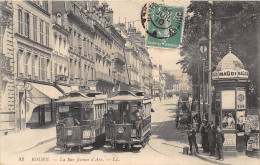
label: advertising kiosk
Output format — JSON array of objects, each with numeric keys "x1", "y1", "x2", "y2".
[{"x1": 212, "y1": 49, "x2": 250, "y2": 156}]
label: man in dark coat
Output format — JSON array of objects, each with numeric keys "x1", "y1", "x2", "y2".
[
  {"x1": 201, "y1": 121, "x2": 209, "y2": 153},
  {"x1": 187, "y1": 124, "x2": 199, "y2": 155},
  {"x1": 207, "y1": 121, "x2": 216, "y2": 156},
  {"x1": 216, "y1": 126, "x2": 225, "y2": 161}
]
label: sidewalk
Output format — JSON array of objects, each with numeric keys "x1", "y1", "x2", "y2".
[
  {"x1": 194, "y1": 146, "x2": 260, "y2": 165},
  {"x1": 0, "y1": 124, "x2": 56, "y2": 155}
]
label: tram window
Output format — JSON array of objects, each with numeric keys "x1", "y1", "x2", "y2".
[
  {"x1": 98, "y1": 104, "x2": 102, "y2": 119},
  {"x1": 108, "y1": 103, "x2": 118, "y2": 111},
  {"x1": 83, "y1": 107, "x2": 93, "y2": 121}
]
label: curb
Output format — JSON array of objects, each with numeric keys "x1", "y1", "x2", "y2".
[{"x1": 12, "y1": 136, "x2": 56, "y2": 154}]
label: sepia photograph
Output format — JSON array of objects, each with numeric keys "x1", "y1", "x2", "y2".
[{"x1": 0, "y1": 0, "x2": 260, "y2": 165}]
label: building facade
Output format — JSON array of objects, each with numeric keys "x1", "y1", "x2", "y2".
[
  {"x1": 0, "y1": 1, "x2": 15, "y2": 134},
  {"x1": 1, "y1": 1, "x2": 153, "y2": 133}
]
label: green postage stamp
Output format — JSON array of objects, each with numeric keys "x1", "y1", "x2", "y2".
[{"x1": 144, "y1": 3, "x2": 184, "y2": 49}]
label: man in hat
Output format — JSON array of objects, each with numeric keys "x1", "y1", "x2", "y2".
[
  {"x1": 58, "y1": 112, "x2": 80, "y2": 127},
  {"x1": 201, "y1": 119, "x2": 209, "y2": 153},
  {"x1": 216, "y1": 126, "x2": 225, "y2": 161},
  {"x1": 207, "y1": 121, "x2": 216, "y2": 156},
  {"x1": 187, "y1": 124, "x2": 199, "y2": 155}
]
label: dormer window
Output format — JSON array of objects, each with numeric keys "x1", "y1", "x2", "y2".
[{"x1": 57, "y1": 13, "x2": 62, "y2": 26}]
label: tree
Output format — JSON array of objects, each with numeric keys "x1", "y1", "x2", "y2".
[{"x1": 178, "y1": 1, "x2": 260, "y2": 107}]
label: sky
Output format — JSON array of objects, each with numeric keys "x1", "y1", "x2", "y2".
[{"x1": 104, "y1": 0, "x2": 190, "y2": 72}]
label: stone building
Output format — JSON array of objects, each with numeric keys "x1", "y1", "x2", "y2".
[
  {"x1": 51, "y1": 10, "x2": 71, "y2": 93},
  {"x1": 12, "y1": 0, "x2": 64, "y2": 129},
  {"x1": 109, "y1": 25, "x2": 127, "y2": 93},
  {"x1": 0, "y1": 1, "x2": 15, "y2": 134},
  {"x1": 114, "y1": 23, "x2": 153, "y2": 96},
  {"x1": 52, "y1": 1, "x2": 96, "y2": 92},
  {"x1": 91, "y1": 2, "x2": 114, "y2": 95}
]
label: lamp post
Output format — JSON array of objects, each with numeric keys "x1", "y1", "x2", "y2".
[{"x1": 199, "y1": 36, "x2": 208, "y2": 119}]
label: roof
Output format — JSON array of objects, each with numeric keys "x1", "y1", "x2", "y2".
[
  {"x1": 56, "y1": 91, "x2": 94, "y2": 103},
  {"x1": 216, "y1": 51, "x2": 245, "y2": 71},
  {"x1": 106, "y1": 91, "x2": 143, "y2": 101}
]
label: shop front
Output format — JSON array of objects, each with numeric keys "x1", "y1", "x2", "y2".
[{"x1": 25, "y1": 82, "x2": 63, "y2": 127}]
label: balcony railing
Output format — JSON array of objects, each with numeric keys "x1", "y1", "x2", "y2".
[
  {"x1": 96, "y1": 71, "x2": 113, "y2": 84},
  {"x1": 113, "y1": 52, "x2": 125, "y2": 63},
  {"x1": 131, "y1": 80, "x2": 141, "y2": 87}
]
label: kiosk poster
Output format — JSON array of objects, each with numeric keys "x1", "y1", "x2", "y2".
[
  {"x1": 223, "y1": 134, "x2": 236, "y2": 146},
  {"x1": 236, "y1": 88, "x2": 246, "y2": 109},
  {"x1": 221, "y1": 90, "x2": 235, "y2": 109},
  {"x1": 222, "y1": 111, "x2": 236, "y2": 130},
  {"x1": 245, "y1": 115, "x2": 259, "y2": 132},
  {"x1": 247, "y1": 133, "x2": 259, "y2": 150}
]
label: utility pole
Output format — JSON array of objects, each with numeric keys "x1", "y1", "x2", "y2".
[{"x1": 208, "y1": 0, "x2": 213, "y2": 122}]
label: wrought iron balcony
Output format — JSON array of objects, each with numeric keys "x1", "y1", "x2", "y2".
[
  {"x1": 113, "y1": 52, "x2": 125, "y2": 64},
  {"x1": 96, "y1": 71, "x2": 113, "y2": 84}
]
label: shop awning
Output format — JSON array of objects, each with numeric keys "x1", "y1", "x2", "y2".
[
  {"x1": 29, "y1": 83, "x2": 63, "y2": 99},
  {"x1": 58, "y1": 85, "x2": 72, "y2": 93}
]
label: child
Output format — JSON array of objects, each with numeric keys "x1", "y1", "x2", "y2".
[{"x1": 216, "y1": 126, "x2": 225, "y2": 161}]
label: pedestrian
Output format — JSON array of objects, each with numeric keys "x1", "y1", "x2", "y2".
[
  {"x1": 187, "y1": 124, "x2": 199, "y2": 155},
  {"x1": 201, "y1": 120, "x2": 209, "y2": 153},
  {"x1": 207, "y1": 121, "x2": 216, "y2": 156},
  {"x1": 216, "y1": 126, "x2": 225, "y2": 161}
]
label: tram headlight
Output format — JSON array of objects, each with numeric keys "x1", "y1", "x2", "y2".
[
  {"x1": 67, "y1": 130, "x2": 73, "y2": 136},
  {"x1": 118, "y1": 127, "x2": 124, "y2": 134}
]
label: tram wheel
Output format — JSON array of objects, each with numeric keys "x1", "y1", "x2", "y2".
[{"x1": 128, "y1": 144, "x2": 133, "y2": 150}]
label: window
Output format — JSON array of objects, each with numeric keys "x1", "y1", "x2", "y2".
[
  {"x1": 0, "y1": 26, "x2": 3, "y2": 53},
  {"x1": 70, "y1": 59, "x2": 74, "y2": 78},
  {"x1": 64, "y1": 67, "x2": 67, "y2": 76},
  {"x1": 59, "y1": 65, "x2": 62, "y2": 74},
  {"x1": 63, "y1": 39, "x2": 66, "y2": 50},
  {"x1": 18, "y1": 9, "x2": 23, "y2": 35},
  {"x1": 50, "y1": 61, "x2": 52, "y2": 82},
  {"x1": 78, "y1": 62, "x2": 81, "y2": 78},
  {"x1": 47, "y1": 59, "x2": 50, "y2": 80},
  {"x1": 40, "y1": 57, "x2": 46, "y2": 80},
  {"x1": 18, "y1": 50, "x2": 24, "y2": 75},
  {"x1": 38, "y1": 56, "x2": 41, "y2": 78},
  {"x1": 57, "y1": 13, "x2": 62, "y2": 25},
  {"x1": 42, "y1": 1, "x2": 48, "y2": 11},
  {"x1": 45, "y1": 23, "x2": 49, "y2": 46},
  {"x1": 24, "y1": 12, "x2": 30, "y2": 38},
  {"x1": 40, "y1": 20, "x2": 43, "y2": 44},
  {"x1": 84, "y1": 64, "x2": 87, "y2": 80},
  {"x1": 54, "y1": 63, "x2": 58, "y2": 76},
  {"x1": 33, "y1": 16, "x2": 37, "y2": 41},
  {"x1": 32, "y1": 55, "x2": 35, "y2": 78}
]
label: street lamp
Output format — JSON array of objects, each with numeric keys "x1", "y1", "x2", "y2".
[{"x1": 199, "y1": 36, "x2": 208, "y2": 120}]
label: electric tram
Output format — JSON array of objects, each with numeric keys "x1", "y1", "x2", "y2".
[
  {"x1": 55, "y1": 91, "x2": 107, "y2": 151},
  {"x1": 105, "y1": 91, "x2": 152, "y2": 150}
]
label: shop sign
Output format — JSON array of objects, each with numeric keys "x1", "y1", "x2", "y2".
[
  {"x1": 59, "y1": 106, "x2": 69, "y2": 112},
  {"x1": 223, "y1": 134, "x2": 236, "y2": 146},
  {"x1": 212, "y1": 69, "x2": 249, "y2": 80},
  {"x1": 236, "y1": 89, "x2": 246, "y2": 109}
]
